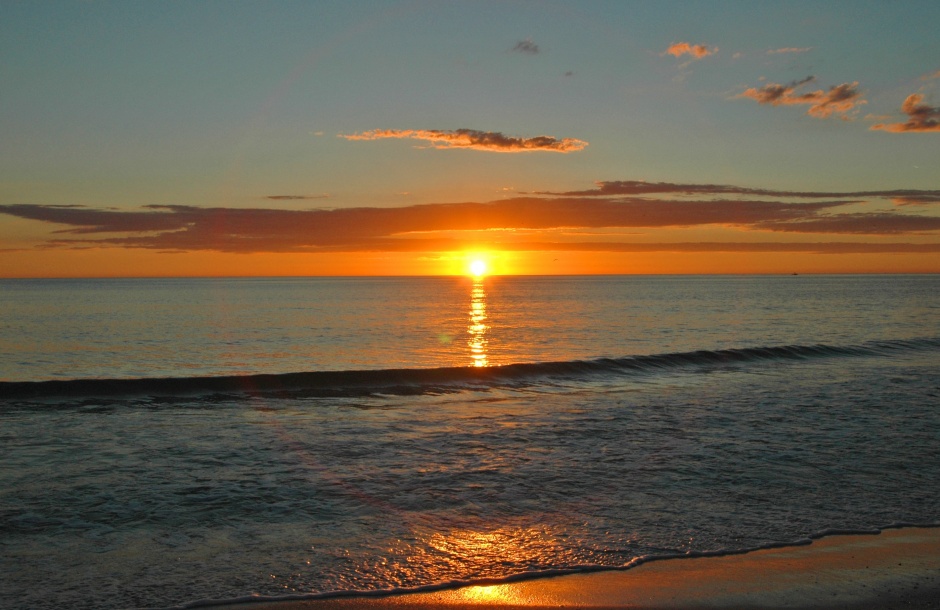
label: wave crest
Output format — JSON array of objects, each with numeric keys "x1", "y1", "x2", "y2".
[{"x1": 3, "y1": 338, "x2": 938, "y2": 401}]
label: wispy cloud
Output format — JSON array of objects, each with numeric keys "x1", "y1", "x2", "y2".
[
  {"x1": 870, "y1": 94, "x2": 940, "y2": 133},
  {"x1": 921, "y1": 69, "x2": 940, "y2": 81},
  {"x1": 662, "y1": 42, "x2": 718, "y2": 59},
  {"x1": 893, "y1": 195, "x2": 940, "y2": 206},
  {"x1": 737, "y1": 76, "x2": 866, "y2": 119},
  {"x1": 539, "y1": 179, "x2": 940, "y2": 200},
  {"x1": 758, "y1": 213, "x2": 940, "y2": 234},
  {"x1": 338, "y1": 128, "x2": 588, "y2": 153},
  {"x1": 511, "y1": 38, "x2": 539, "y2": 54},
  {"x1": 265, "y1": 194, "x2": 329, "y2": 201},
  {"x1": 503, "y1": 242, "x2": 940, "y2": 254},
  {"x1": 767, "y1": 47, "x2": 812, "y2": 54}
]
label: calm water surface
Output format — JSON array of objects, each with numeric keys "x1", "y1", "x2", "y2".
[{"x1": 0, "y1": 275, "x2": 935, "y2": 380}]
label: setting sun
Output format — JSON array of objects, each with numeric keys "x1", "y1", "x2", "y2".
[{"x1": 470, "y1": 259, "x2": 487, "y2": 277}]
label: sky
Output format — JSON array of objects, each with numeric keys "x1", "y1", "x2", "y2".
[{"x1": 1, "y1": 0, "x2": 939, "y2": 277}]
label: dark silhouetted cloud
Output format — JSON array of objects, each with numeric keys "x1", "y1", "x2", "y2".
[
  {"x1": 512, "y1": 39, "x2": 539, "y2": 54},
  {"x1": 265, "y1": 194, "x2": 330, "y2": 201},
  {"x1": 0, "y1": 192, "x2": 940, "y2": 253},
  {"x1": 3, "y1": 178, "x2": 936, "y2": 255},
  {"x1": 737, "y1": 76, "x2": 865, "y2": 118},
  {"x1": 870, "y1": 94, "x2": 940, "y2": 133},
  {"x1": 0, "y1": 198, "x2": 847, "y2": 253},
  {"x1": 539, "y1": 179, "x2": 940, "y2": 201},
  {"x1": 339, "y1": 128, "x2": 587, "y2": 153},
  {"x1": 758, "y1": 213, "x2": 940, "y2": 234},
  {"x1": 662, "y1": 42, "x2": 717, "y2": 59},
  {"x1": 497, "y1": 241, "x2": 940, "y2": 254}
]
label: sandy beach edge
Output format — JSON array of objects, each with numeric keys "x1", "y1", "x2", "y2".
[{"x1": 196, "y1": 527, "x2": 940, "y2": 610}]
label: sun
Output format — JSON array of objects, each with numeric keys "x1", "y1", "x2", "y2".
[{"x1": 470, "y1": 259, "x2": 488, "y2": 277}]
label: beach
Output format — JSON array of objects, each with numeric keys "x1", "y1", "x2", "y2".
[
  {"x1": 4, "y1": 2, "x2": 940, "y2": 608},
  {"x1": 208, "y1": 527, "x2": 940, "y2": 609}
]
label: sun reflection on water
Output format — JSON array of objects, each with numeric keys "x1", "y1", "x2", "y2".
[
  {"x1": 417, "y1": 525, "x2": 556, "y2": 604},
  {"x1": 468, "y1": 278, "x2": 489, "y2": 367}
]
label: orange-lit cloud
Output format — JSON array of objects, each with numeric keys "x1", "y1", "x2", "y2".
[
  {"x1": 662, "y1": 42, "x2": 717, "y2": 59},
  {"x1": 767, "y1": 47, "x2": 812, "y2": 54},
  {"x1": 339, "y1": 129, "x2": 587, "y2": 153},
  {"x1": 870, "y1": 94, "x2": 940, "y2": 133},
  {"x1": 737, "y1": 76, "x2": 865, "y2": 118},
  {"x1": 893, "y1": 195, "x2": 940, "y2": 206}
]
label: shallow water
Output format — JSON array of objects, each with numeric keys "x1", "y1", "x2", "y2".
[{"x1": 1, "y1": 275, "x2": 938, "y2": 609}]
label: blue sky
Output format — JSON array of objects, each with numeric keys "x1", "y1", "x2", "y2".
[{"x1": 2, "y1": 1, "x2": 938, "y2": 275}]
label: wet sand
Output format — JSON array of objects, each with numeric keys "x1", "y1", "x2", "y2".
[{"x1": 207, "y1": 527, "x2": 939, "y2": 609}]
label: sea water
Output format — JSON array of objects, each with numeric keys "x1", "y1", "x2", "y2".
[{"x1": 1, "y1": 275, "x2": 938, "y2": 609}]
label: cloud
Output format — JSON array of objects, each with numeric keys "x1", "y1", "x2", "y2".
[
  {"x1": 512, "y1": 39, "x2": 539, "y2": 54},
  {"x1": 893, "y1": 195, "x2": 940, "y2": 206},
  {"x1": 870, "y1": 94, "x2": 940, "y2": 133},
  {"x1": 767, "y1": 47, "x2": 812, "y2": 54},
  {"x1": 662, "y1": 42, "x2": 717, "y2": 59},
  {"x1": 0, "y1": 198, "x2": 848, "y2": 253},
  {"x1": 500, "y1": 241, "x2": 940, "y2": 254},
  {"x1": 758, "y1": 213, "x2": 940, "y2": 234},
  {"x1": 921, "y1": 70, "x2": 940, "y2": 81},
  {"x1": 737, "y1": 76, "x2": 866, "y2": 118},
  {"x1": 539, "y1": 179, "x2": 940, "y2": 201},
  {"x1": 338, "y1": 128, "x2": 588, "y2": 153},
  {"x1": 0, "y1": 189, "x2": 940, "y2": 253},
  {"x1": 3, "y1": 179, "x2": 936, "y2": 255},
  {"x1": 265, "y1": 194, "x2": 329, "y2": 200}
]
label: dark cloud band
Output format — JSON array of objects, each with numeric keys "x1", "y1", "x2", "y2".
[
  {"x1": 538, "y1": 180, "x2": 940, "y2": 200},
  {"x1": 3, "y1": 186, "x2": 936, "y2": 254}
]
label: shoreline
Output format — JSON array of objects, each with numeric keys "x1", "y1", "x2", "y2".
[{"x1": 200, "y1": 526, "x2": 940, "y2": 609}]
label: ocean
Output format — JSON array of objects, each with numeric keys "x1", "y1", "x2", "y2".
[{"x1": 1, "y1": 275, "x2": 938, "y2": 609}]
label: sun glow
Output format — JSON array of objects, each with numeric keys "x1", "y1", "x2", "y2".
[{"x1": 470, "y1": 259, "x2": 487, "y2": 277}]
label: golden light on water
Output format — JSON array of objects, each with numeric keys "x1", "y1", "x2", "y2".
[
  {"x1": 425, "y1": 527, "x2": 535, "y2": 570},
  {"x1": 419, "y1": 526, "x2": 555, "y2": 605},
  {"x1": 468, "y1": 279, "x2": 488, "y2": 367}
]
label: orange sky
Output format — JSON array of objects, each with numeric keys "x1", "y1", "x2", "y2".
[{"x1": 3, "y1": 243, "x2": 937, "y2": 278}]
